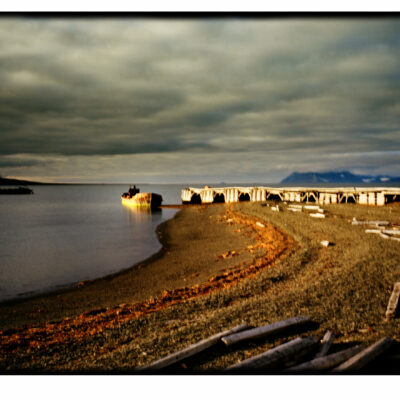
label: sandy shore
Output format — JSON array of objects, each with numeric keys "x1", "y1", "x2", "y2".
[{"x1": 0, "y1": 204, "x2": 265, "y2": 331}]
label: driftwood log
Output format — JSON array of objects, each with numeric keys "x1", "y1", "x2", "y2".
[
  {"x1": 304, "y1": 205, "x2": 319, "y2": 210},
  {"x1": 140, "y1": 323, "x2": 249, "y2": 370},
  {"x1": 332, "y1": 337, "x2": 393, "y2": 372},
  {"x1": 352, "y1": 220, "x2": 389, "y2": 226},
  {"x1": 385, "y1": 282, "x2": 400, "y2": 319},
  {"x1": 314, "y1": 331, "x2": 335, "y2": 358},
  {"x1": 285, "y1": 345, "x2": 364, "y2": 373},
  {"x1": 365, "y1": 229, "x2": 382, "y2": 234},
  {"x1": 382, "y1": 229, "x2": 400, "y2": 235},
  {"x1": 221, "y1": 316, "x2": 310, "y2": 347},
  {"x1": 310, "y1": 213, "x2": 325, "y2": 218},
  {"x1": 226, "y1": 336, "x2": 319, "y2": 371}
]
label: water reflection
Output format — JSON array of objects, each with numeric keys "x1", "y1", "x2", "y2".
[{"x1": 121, "y1": 202, "x2": 162, "y2": 223}]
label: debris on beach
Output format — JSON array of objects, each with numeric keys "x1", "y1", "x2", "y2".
[
  {"x1": 140, "y1": 323, "x2": 249, "y2": 370},
  {"x1": 288, "y1": 207, "x2": 302, "y2": 212},
  {"x1": 139, "y1": 314, "x2": 395, "y2": 373},
  {"x1": 385, "y1": 282, "x2": 400, "y2": 319},
  {"x1": 217, "y1": 250, "x2": 239, "y2": 260},
  {"x1": 361, "y1": 221, "x2": 400, "y2": 242},
  {"x1": 310, "y1": 213, "x2": 325, "y2": 218},
  {"x1": 304, "y1": 205, "x2": 319, "y2": 210},
  {"x1": 352, "y1": 217, "x2": 390, "y2": 226},
  {"x1": 332, "y1": 337, "x2": 393, "y2": 372}
]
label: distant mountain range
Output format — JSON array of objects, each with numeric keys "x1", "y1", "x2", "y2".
[{"x1": 281, "y1": 171, "x2": 400, "y2": 184}]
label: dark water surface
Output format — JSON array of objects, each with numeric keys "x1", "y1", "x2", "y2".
[{"x1": 0, "y1": 184, "x2": 187, "y2": 302}]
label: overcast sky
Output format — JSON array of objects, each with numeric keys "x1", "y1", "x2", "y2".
[{"x1": 0, "y1": 17, "x2": 399, "y2": 183}]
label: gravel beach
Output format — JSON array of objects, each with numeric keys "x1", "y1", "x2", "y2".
[{"x1": 0, "y1": 204, "x2": 263, "y2": 331}]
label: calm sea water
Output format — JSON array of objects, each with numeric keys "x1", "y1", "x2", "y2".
[{"x1": 0, "y1": 184, "x2": 188, "y2": 302}]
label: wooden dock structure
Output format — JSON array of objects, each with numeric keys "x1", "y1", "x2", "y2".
[{"x1": 181, "y1": 186, "x2": 400, "y2": 206}]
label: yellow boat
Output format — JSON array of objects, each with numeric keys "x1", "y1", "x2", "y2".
[{"x1": 121, "y1": 185, "x2": 163, "y2": 210}]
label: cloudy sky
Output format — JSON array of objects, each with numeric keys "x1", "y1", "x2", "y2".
[{"x1": 0, "y1": 17, "x2": 399, "y2": 183}]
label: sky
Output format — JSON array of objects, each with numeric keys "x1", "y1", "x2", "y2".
[{"x1": 0, "y1": 16, "x2": 399, "y2": 183}]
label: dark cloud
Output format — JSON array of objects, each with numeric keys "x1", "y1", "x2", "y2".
[{"x1": 0, "y1": 18, "x2": 399, "y2": 181}]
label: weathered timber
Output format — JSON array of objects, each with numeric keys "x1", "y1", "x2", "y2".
[
  {"x1": 332, "y1": 337, "x2": 393, "y2": 372},
  {"x1": 255, "y1": 222, "x2": 265, "y2": 228},
  {"x1": 352, "y1": 219, "x2": 390, "y2": 226},
  {"x1": 365, "y1": 229, "x2": 382, "y2": 234},
  {"x1": 310, "y1": 213, "x2": 325, "y2": 218},
  {"x1": 380, "y1": 233, "x2": 390, "y2": 239},
  {"x1": 221, "y1": 316, "x2": 310, "y2": 347},
  {"x1": 288, "y1": 208, "x2": 302, "y2": 212},
  {"x1": 285, "y1": 345, "x2": 365, "y2": 373},
  {"x1": 320, "y1": 241, "x2": 330, "y2": 247},
  {"x1": 140, "y1": 323, "x2": 249, "y2": 370},
  {"x1": 304, "y1": 205, "x2": 319, "y2": 210},
  {"x1": 289, "y1": 205, "x2": 303, "y2": 209},
  {"x1": 314, "y1": 331, "x2": 335, "y2": 358},
  {"x1": 385, "y1": 282, "x2": 400, "y2": 319},
  {"x1": 382, "y1": 230, "x2": 400, "y2": 235},
  {"x1": 226, "y1": 336, "x2": 319, "y2": 371}
]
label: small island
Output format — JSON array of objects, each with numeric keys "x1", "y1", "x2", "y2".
[{"x1": 0, "y1": 186, "x2": 33, "y2": 195}]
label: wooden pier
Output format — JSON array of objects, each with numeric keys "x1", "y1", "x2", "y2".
[{"x1": 181, "y1": 186, "x2": 400, "y2": 206}]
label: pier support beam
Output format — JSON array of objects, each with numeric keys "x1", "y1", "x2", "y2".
[
  {"x1": 368, "y1": 193, "x2": 376, "y2": 206},
  {"x1": 376, "y1": 192, "x2": 385, "y2": 206}
]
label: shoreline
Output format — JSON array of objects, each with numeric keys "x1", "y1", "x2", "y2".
[
  {"x1": 0, "y1": 203, "x2": 278, "y2": 332},
  {"x1": 0, "y1": 205, "x2": 184, "y2": 307}
]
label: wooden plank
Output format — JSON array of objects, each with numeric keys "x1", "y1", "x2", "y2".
[
  {"x1": 365, "y1": 229, "x2": 382, "y2": 234},
  {"x1": 385, "y1": 282, "x2": 400, "y2": 319},
  {"x1": 314, "y1": 331, "x2": 335, "y2": 358},
  {"x1": 382, "y1": 230, "x2": 400, "y2": 235},
  {"x1": 285, "y1": 345, "x2": 365, "y2": 372},
  {"x1": 140, "y1": 323, "x2": 249, "y2": 370},
  {"x1": 304, "y1": 205, "x2": 319, "y2": 210},
  {"x1": 332, "y1": 337, "x2": 393, "y2": 372},
  {"x1": 221, "y1": 316, "x2": 310, "y2": 347},
  {"x1": 226, "y1": 336, "x2": 319, "y2": 371},
  {"x1": 310, "y1": 213, "x2": 325, "y2": 218},
  {"x1": 352, "y1": 219, "x2": 389, "y2": 226}
]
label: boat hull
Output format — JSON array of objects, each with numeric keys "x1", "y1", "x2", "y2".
[{"x1": 121, "y1": 192, "x2": 162, "y2": 209}]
